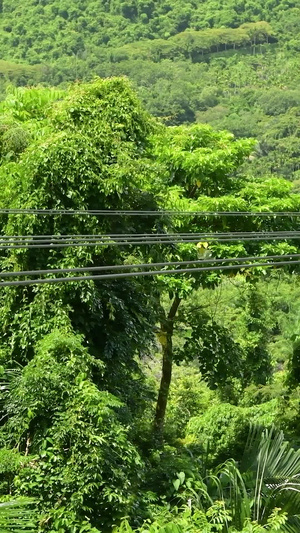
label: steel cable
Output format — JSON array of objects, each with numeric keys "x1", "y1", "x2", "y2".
[
  {"x1": 1, "y1": 258, "x2": 299, "y2": 287},
  {"x1": 2, "y1": 230, "x2": 300, "y2": 244},
  {"x1": 2, "y1": 233, "x2": 300, "y2": 249},
  {"x1": 0, "y1": 209, "x2": 300, "y2": 217},
  {"x1": 1, "y1": 253, "x2": 300, "y2": 279}
]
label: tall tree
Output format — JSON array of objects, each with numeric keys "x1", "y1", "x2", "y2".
[
  {"x1": 0, "y1": 78, "x2": 164, "y2": 531},
  {"x1": 152, "y1": 123, "x2": 300, "y2": 437}
]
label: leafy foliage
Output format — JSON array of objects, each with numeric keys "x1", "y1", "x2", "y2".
[
  {"x1": 0, "y1": 78, "x2": 163, "y2": 531},
  {"x1": 114, "y1": 427, "x2": 300, "y2": 532},
  {"x1": 0, "y1": 72, "x2": 300, "y2": 532}
]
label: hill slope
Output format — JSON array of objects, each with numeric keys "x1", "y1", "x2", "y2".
[
  {"x1": 0, "y1": 0, "x2": 298, "y2": 59},
  {"x1": 1, "y1": 0, "x2": 300, "y2": 181}
]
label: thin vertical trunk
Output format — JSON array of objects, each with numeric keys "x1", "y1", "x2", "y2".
[{"x1": 153, "y1": 295, "x2": 181, "y2": 439}]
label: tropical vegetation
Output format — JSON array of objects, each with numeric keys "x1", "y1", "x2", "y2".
[{"x1": 0, "y1": 1, "x2": 300, "y2": 532}]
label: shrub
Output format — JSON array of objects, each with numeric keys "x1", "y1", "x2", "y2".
[{"x1": 185, "y1": 401, "x2": 278, "y2": 465}]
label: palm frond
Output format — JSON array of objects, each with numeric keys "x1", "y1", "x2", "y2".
[
  {"x1": 0, "y1": 499, "x2": 37, "y2": 533},
  {"x1": 278, "y1": 515, "x2": 300, "y2": 533},
  {"x1": 208, "y1": 460, "x2": 251, "y2": 530},
  {"x1": 240, "y1": 426, "x2": 300, "y2": 528}
]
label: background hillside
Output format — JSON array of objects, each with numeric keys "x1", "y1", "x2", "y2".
[{"x1": 1, "y1": 0, "x2": 300, "y2": 181}]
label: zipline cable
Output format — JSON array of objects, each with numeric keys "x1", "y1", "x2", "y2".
[
  {"x1": 1, "y1": 258, "x2": 299, "y2": 287},
  {"x1": 1, "y1": 253, "x2": 300, "y2": 279}
]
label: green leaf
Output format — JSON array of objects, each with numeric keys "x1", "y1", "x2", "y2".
[{"x1": 173, "y1": 479, "x2": 180, "y2": 491}]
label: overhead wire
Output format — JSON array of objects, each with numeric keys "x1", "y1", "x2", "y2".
[
  {"x1": 1, "y1": 210, "x2": 300, "y2": 282},
  {"x1": 2, "y1": 232, "x2": 300, "y2": 249},
  {"x1": 1, "y1": 253, "x2": 300, "y2": 279},
  {"x1": 1, "y1": 258, "x2": 299, "y2": 287},
  {"x1": 2, "y1": 230, "x2": 300, "y2": 243},
  {"x1": 0, "y1": 209, "x2": 300, "y2": 217}
]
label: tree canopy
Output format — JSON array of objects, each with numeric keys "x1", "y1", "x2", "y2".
[{"x1": 0, "y1": 78, "x2": 300, "y2": 531}]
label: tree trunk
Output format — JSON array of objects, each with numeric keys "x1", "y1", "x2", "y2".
[{"x1": 153, "y1": 295, "x2": 181, "y2": 439}]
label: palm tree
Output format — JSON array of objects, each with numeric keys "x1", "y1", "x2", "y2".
[{"x1": 210, "y1": 427, "x2": 300, "y2": 532}]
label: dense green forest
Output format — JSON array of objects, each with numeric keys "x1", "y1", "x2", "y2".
[
  {"x1": 0, "y1": 1, "x2": 300, "y2": 181},
  {"x1": 1, "y1": 1, "x2": 300, "y2": 532},
  {"x1": 1, "y1": 77, "x2": 300, "y2": 533}
]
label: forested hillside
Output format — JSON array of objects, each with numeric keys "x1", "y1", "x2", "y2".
[{"x1": 0, "y1": 0, "x2": 300, "y2": 180}]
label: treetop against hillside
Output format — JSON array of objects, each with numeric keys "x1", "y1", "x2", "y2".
[{"x1": 0, "y1": 1, "x2": 298, "y2": 187}]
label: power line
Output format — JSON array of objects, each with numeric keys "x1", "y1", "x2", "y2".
[
  {"x1": 0, "y1": 258, "x2": 299, "y2": 287},
  {"x1": 2, "y1": 230, "x2": 300, "y2": 243},
  {"x1": 1, "y1": 253, "x2": 300, "y2": 279},
  {"x1": 2, "y1": 233, "x2": 300, "y2": 249},
  {"x1": 1, "y1": 209, "x2": 300, "y2": 217},
  {"x1": 0, "y1": 232, "x2": 212, "y2": 240}
]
